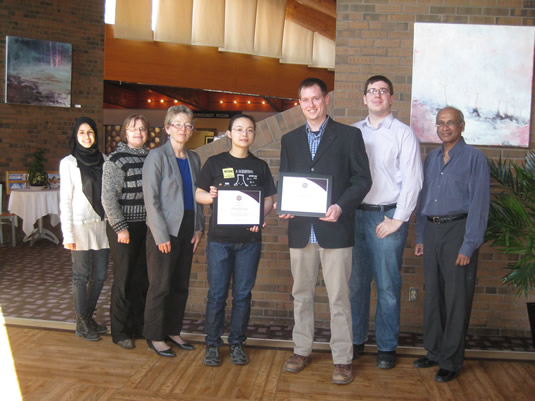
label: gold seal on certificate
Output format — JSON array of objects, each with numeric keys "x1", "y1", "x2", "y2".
[
  {"x1": 276, "y1": 173, "x2": 332, "y2": 217},
  {"x1": 214, "y1": 187, "x2": 264, "y2": 227}
]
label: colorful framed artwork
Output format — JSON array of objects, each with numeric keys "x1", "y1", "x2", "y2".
[
  {"x1": 411, "y1": 23, "x2": 535, "y2": 147},
  {"x1": 5, "y1": 36, "x2": 72, "y2": 107}
]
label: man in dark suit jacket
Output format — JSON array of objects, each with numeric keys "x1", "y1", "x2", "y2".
[{"x1": 279, "y1": 78, "x2": 371, "y2": 385}]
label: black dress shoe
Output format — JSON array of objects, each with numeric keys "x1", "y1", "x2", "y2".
[
  {"x1": 435, "y1": 368, "x2": 459, "y2": 383},
  {"x1": 352, "y1": 343, "x2": 365, "y2": 360},
  {"x1": 377, "y1": 351, "x2": 396, "y2": 369},
  {"x1": 167, "y1": 336, "x2": 195, "y2": 351},
  {"x1": 413, "y1": 356, "x2": 438, "y2": 368},
  {"x1": 147, "y1": 339, "x2": 176, "y2": 357}
]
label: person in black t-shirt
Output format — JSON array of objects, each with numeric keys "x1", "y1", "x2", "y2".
[{"x1": 196, "y1": 114, "x2": 276, "y2": 367}]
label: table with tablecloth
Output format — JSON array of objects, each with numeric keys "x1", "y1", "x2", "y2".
[{"x1": 8, "y1": 188, "x2": 60, "y2": 245}]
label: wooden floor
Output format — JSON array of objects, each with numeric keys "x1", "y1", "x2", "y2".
[{"x1": 3, "y1": 325, "x2": 535, "y2": 401}]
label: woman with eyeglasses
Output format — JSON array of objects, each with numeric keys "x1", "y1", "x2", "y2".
[
  {"x1": 59, "y1": 117, "x2": 109, "y2": 342},
  {"x1": 102, "y1": 114, "x2": 150, "y2": 350},
  {"x1": 195, "y1": 114, "x2": 276, "y2": 366},
  {"x1": 141, "y1": 105, "x2": 204, "y2": 357}
]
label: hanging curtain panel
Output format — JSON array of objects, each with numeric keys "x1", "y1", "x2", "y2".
[
  {"x1": 154, "y1": 0, "x2": 193, "y2": 44},
  {"x1": 254, "y1": 0, "x2": 286, "y2": 58},
  {"x1": 220, "y1": 0, "x2": 257, "y2": 55},
  {"x1": 310, "y1": 32, "x2": 334, "y2": 69},
  {"x1": 114, "y1": 0, "x2": 152, "y2": 41},
  {"x1": 280, "y1": 19, "x2": 313, "y2": 65},
  {"x1": 191, "y1": 0, "x2": 225, "y2": 47}
]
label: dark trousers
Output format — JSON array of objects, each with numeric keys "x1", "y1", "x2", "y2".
[
  {"x1": 143, "y1": 211, "x2": 194, "y2": 341},
  {"x1": 107, "y1": 222, "x2": 148, "y2": 342},
  {"x1": 71, "y1": 248, "x2": 109, "y2": 317},
  {"x1": 422, "y1": 218, "x2": 478, "y2": 372}
]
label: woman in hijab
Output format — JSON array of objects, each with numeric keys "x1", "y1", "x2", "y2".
[{"x1": 60, "y1": 117, "x2": 110, "y2": 341}]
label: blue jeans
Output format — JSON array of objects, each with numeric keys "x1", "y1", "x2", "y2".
[
  {"x1": 71, "y1": 249, "x2": 109, "y2": 317},
  {"x1": 349, "y1": 208, "x2": 408, "y2": 351},
  {"x1": 205, "y1": 241, "x2": 261, "y2": 346}
]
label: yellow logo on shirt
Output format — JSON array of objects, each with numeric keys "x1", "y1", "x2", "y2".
[{"x1": 223, "y1": 168, "x2": 235, "y2": 179}]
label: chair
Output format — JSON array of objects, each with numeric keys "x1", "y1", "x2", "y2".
[
  {"x1": 5, "y1": 170, "x2": 60, "y2": 193},
  {"x1": 0, "y1": 183, "x2": 17, "y2": 247},
  {"x1": 5, "y1": 170, "x2": 27, "y2": 194}
]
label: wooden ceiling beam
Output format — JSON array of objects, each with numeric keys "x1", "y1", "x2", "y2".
[
  {"x1": 103, "y1": 82, "x2": 138, "y2": 109},
  {"x1": 296, "y1": 0, "x2": 336, "y2": 19},
  {"x1": 285, "y1": 0, "x2": 335, "y2": 41}
]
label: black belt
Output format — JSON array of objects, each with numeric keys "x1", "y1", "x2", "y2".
[
  {"x1": 358, "y1": 203, "x2": 397, "y2": 212},
  {"x1": 426, "y1": 213, "x2": 467, "y2": 224}
]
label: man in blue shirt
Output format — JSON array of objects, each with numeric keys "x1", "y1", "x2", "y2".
[{"x1": 414, "y1": 106, "x2": 489, "y2": 383}]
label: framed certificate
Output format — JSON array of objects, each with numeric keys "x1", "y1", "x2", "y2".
[
  {"x1": 276, "y1": 173, "x2": 332, "y2": 217},
  {"x1": 214, "y1": 187, "x2": 264, "y2": 227}
]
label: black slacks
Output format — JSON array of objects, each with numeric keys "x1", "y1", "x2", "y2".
[
  {"x1": 143, "y1": 211, "x2": 194, "y2": 341},
  {"x1": 107, "y1": 221, "x2": 149, "y2": 342},
  {"x1": 422, "y1": 218, "x2": 478, "y2": 372}
]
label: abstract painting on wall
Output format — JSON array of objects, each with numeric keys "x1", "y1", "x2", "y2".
[
  {"x1": 411, "y1": 23, "x2": 534, "y2": 147},
  {"x1": 5, "y1": 36, "x2": 72, "y2": 107}
]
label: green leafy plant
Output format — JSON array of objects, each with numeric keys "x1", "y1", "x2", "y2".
[
  {"x1": 27, "y1": 148, "x2": 48, "y2": 187},
  {"x1": 486, "y1": 152, "x2": 535, "y2": 297}
]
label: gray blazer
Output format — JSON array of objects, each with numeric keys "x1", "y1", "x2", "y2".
[{"x1": 142, "y1": 140, "x2": 204, "y2": 245}]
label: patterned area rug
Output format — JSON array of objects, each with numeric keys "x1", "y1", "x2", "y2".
[
  {"x1": 0, "y1": 242, "x2": 533, "y2": 353},
  {"x1": 0, "y1": 241, "x2": 111, "y2": 324}
]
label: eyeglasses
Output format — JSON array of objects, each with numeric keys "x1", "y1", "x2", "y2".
[
  {"x1": 232, "y1": 127, "x2": 255, "y2": 135},
  {"x1": 126, "y1": 127, "x2": 147, "y2": 133},
  {"x1": 366, "y1": 88, "x2": 390, "y2": 96},
  {"x1": 436, "y1": 121, "x2": 461, "y2": 128},
  {"x1": 169, "y1": 122, "x2": 193, "y2": 131}
]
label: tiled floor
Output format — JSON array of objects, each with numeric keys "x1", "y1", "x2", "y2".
[{"x1": 1, "y1": 241, "x2": 533, "y2": 353}]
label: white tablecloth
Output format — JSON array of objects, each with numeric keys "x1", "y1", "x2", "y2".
[{"x1": 8, "y1": 189, "x2": 60, "y2": 236}]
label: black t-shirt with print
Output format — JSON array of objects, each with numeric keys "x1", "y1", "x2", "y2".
[{"x1": 197, "y1": 151, "x2": 276, "y2": 243}]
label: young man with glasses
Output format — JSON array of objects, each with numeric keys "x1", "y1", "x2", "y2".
[
  {"x1": 413, "y1": 106, "x2": 489, "y2": 382},
  {"x1": 350, "y1": 75, "x2": 423, "y2": 369}
]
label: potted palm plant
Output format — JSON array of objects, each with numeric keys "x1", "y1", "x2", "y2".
[
  {"x1": 486, "y1": 152, "x2": 535, "y2": 346},
  {"x1": 27, "y1": 148, "x2": 48, "y2": 189}
]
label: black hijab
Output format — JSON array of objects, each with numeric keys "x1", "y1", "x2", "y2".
[{"x1": 69, "y1": 117, "x2": 105, "y2": 220}]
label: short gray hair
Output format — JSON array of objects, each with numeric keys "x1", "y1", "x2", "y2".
[
  {"x1": 437, "y1": 106, "x2": 464, "y2": 123},
  {"x1": 165, "y1": 105, "x2": 194, "y2": 127}
]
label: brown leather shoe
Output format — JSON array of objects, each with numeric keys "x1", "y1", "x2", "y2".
[
  {"x1": 332, "y1": 364, "x2": 353, "y2": 385},
  {"x1": 284, "y1": 353, "x2": 311, "y2": 373}
]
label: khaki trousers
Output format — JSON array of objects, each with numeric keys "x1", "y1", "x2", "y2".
[{"x1": 290, "y1": 243, "x2": 353, "y2": 365}]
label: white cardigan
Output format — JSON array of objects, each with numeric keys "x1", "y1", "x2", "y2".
[{"x1": 59, "y1": 154, "x2": 109, "y2": 250}]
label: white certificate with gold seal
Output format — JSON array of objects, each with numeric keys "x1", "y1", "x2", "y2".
[
  {"x1": 215, "y1": 187, "x2": 264, "y2": 226},
  {"x1": 276, "y1": 173, "x2": 332, "y2": 217}
]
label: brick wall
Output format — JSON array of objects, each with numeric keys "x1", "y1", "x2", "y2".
[
  {"x1": 334, "y1": 0, "x2": 535, "y2": 337},
  {"x1": 0, "y1": 0, "x2": 105, "y2": 187}
]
